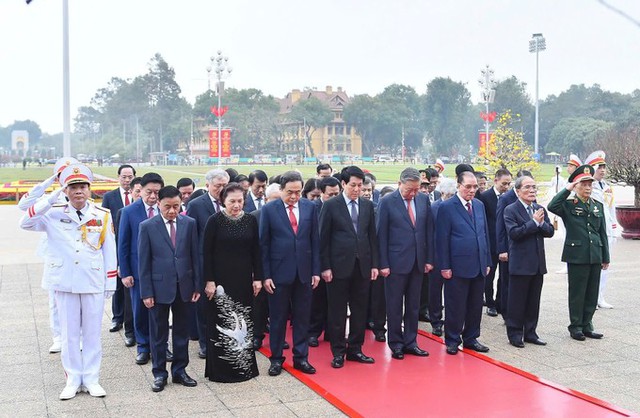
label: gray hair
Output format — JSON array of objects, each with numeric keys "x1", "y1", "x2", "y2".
[
  {"x1": 205, "y1": 169, "x2": 230, "y2": 183},
  {"x1": 400, "y1": 167, "x2": 421, "y2": 183},
  {"x1": 265, "y1": 183, "x2": 281, "y2": 201},
  {"x1": 514, "y1": 175, "x2": 533, "y2": 190},
  {"x1": 438, "y1": 178, "x2": 457, "y2": 197}
]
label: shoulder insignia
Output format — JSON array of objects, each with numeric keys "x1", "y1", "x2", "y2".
[
  {"x1": 95, "y1": 206, "x2": 109, "y2": 213},
  {"x1": 52, "y1": 203, "x2": 66, "y2": 208}
]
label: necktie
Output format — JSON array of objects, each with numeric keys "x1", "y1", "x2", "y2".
[
  {"x1": 350, "y1": 200, "x2": 358, "y2": 232},
  {"x1": 527, "y1": 205, "x2": 534, "y2": 219},
  {"x1": 406, "y1": 199, "x2": 416, "y2": 226},
  {"x1": 76, "y1": 210, "x2": 83, "y2": 221},
  {"x1": 466, "y1": 201, "x2": 473, "y2": 217},
  {"x1": 599, "y1": 181, "x2": 604, "y2": 189},
  {"x1": 213, "y1": 200, "x2": 220, "y2": 213},
  {"x1": 169, "y1": 220, "x2": 176, "y2": 247},
  {"x1": 257, "y1": 198, "x2": 263, "y2": 209},
  {"x1": 288, "y1": 205, "x2": 298, "y2": 234},
  {"x1": 148, "y1": 206, "x2": 155, "y2": 219},
  {"x1": 124, "y1": 191, "x2": 130, "y2": 206}
]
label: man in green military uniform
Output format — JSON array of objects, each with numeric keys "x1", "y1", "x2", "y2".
[{"x1": 548, "y1": 164, "x2": 610, "y2": 341}]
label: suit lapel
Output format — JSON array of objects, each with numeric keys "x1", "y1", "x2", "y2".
[
  {"x1": 155, "y1": 216, "x2": 175, "y2": 251},
  {"x1": 338, "y1": 196, "x2": 357, "y2": 235},
  {"x1": 175, "y1": 215, "x2": 188, "y2": 251},
  {"x1": 394, "y1": 191, "x2": 414, "y2": 229},
  {"x1": 454, "y1": 198, "x2": 475, "y2": 229},
  {"x1": 276, "y1": 201, "x2": 296, "y2": 236}
]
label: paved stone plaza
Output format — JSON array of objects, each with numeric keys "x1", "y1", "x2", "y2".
[{"x1": 0, "y1": 204, "x2": 638, "y2": 416}]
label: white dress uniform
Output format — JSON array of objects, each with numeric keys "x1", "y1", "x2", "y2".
[
  {"x1": 19, "y1": 164, "x2": 117, "y2": 400},
  {"x1": 17, "y1": 157, "x2": 79, "y2": 353}
]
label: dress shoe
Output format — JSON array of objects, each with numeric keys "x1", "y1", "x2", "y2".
[
  {"x1": 584, "y1": 331, "x2": 603, "y2": 339},
  {"x1": 598, "y1": 300, "x2": 613, "y2": 309},
  {"x1": 136, "y1": 352, "x2": 150, "y2": 365},
  {"x1": 124, "y1": 336, "x2": 136, "y2": 347},
  {"x1": 374, "y1": 332, "x2": 386, "y2": 342},
  {"x1": 172, "y1": 373, "x2": 197, "y2": 387},
  {"x1": 49, "y1": 340, "x2": 62, "y2": 354},
  {"x1": 253, "y1": 338, "x2": 263, "y2": 350},
  {"x1": 268, "y1": 362, "x2": 283, "y2": 376},
  {"x1": 331, "y1": 356, "x2": 344, "y2": 368},
  {"x1": 198, "y1": 348, "x2": 207, "y2": 359},
  {"x1": 570, "y1": 331, "x2": 586, "y2": 341},
  {"x1": 446, "y1": 345, "x2": 459, "y2": 355},
  {"x1": 308, "y1": 336, "x2": 319, "y2": 347},
  {"x1": 283, "y1": 341, "x2": 290, "y2": 349},
  {"x1": 463, "y1": 341, "x2": 490, "y2": 353},
  {"x1": 293, "y1": 360, "x2": 316, "y2": 374},
  {"x1": 486, "y1": 307, "x2": 498, "y2": 317},
  {"x1": 366, "y1": 321, "x2": 375, "y2": 330},
  {"x1": 403, "y1": 346, "x2": 429, "y2": 357},
  {"x1": 151, "y1": 377, "x2": 167, "y2": 392},
  {"x1": 391, "y1": 349, "x2": 404, "y2": 360},
  {"x1": 524, "y1": 338, "x2": 547, "y2": 346},
  {"x1": 418, "y1": 313, "x2": 431, "y2": 323},
  {"x1": 166, "y1": 349, "x2": 174, "y2": 362},
  {"x1": 346, "y1": 352, "x2": 375, "y2": 364},
  {"x1": 509, "y1": 339, "x2": 525, "y2": 348},
  {"x1": 59, "y1": 384, "x2": 80, "y2": 400},
  {"x1": 109, "y1": 321, "x2": 123, "y2": 332},
  {"x1": 432, "y1": 325, "x2": 443, "y2": 337},
  {"x1": 82, "y1": 383, "x2": 106, "y2": 397}
]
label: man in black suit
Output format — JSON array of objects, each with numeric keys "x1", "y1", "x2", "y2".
[
  {"x1": 478, "y1": 168, "x2": 512, "y2": 317},
  {"x1": 185, "y1": 168, "x2": 229, "y2": 358},
  {"x1": 503, "y1": 176, "x2": 554, "y2": 347},
  {"x1": 243, "y1": 169, "x2": 268, "y2": 213},
  {"x1": 316, "y1": 163, "x2": 333, "y2": 179},
  {"x1": 138, "y1": 186, "x2": 201, "y2": 392},
  {"x1": 176, "y1": 178, "x2": 195, "y2": 213},
  {"x1": 425, "y1": 168, "x2": 442, "y2": 203},
  {"x1": 320, "y1": 166, "x2": 379, "y2": 368},
  {"x1": 496, "y1": 170, "x2": 533, "y2": 321},
  {"x1": 101, "y1": 164, "x2": 136, "y2": 334}
]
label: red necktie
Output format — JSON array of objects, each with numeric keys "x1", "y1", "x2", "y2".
[
  {"x1": 169, "y1": 220, "x2": 176, "y2": 247},
  {"x1": 124, "y1": 191, "x2": 130, "y2": 206},
  {"x1": 466, "y1": 201, "x2": 473, "y2": 217},
  {"x1": 406, "y1": 199, "x2": 416, "y2": 226},
  {"x1": 148, "y1": 206, "x2": 155, "y2": 219},
  {"x1": 288, "y1": 204, "x2": 298, "y2": 234}
]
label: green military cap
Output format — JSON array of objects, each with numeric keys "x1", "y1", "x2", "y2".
[{"x1": 568, "y1": 164, "x2": 595, "y2": 183}]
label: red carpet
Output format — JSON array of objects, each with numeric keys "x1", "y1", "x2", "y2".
[{"x1": 260, "y1": 329, "x2": 633, "y2": 417}]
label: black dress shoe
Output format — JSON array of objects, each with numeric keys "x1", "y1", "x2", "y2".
[
  {"x1": 268, "y1": 362, "x2": 283, "y2": 376},
  {"x1": 391, "y1": 349, "x2": 404, "y2": 360},
  {"x1": 308, "y1": 336, "x2": 319, "y2": 347},
  {"x1": 293, "y1": 360, "x2": 316, "y2": 374},
  {"x1": 509, "y1": 339, "x2": 525, "y2": 348},
  {"x1": 124, "y1": 336, "x2": 136, "y2": 347},
  {"x1": 109, "y1": 322, "x2": 123, "y2": 332},
  {"x1": 366, "y1": 321, "x2": 375, "y2": 330},
  {"x1": 463, "y1": 341, "x2": 490, "y2": 353},
  {"x1": 136, "y1": 352, "x2": 150, "y2": 365},
  {"x1": 283, "y1": 341, "x2": 290, "y2": 349},
  {"x1": 524, "y1": 338, "x2": 547, "y2": 346},
  {"x1": 418, "y1": 313, "x2": 431, "y2": 323},
  {"x1": 151, "y1": 376, "x2": 167, "y2": 392},
  {"x1": 172, "y1": 373, "x2": 197, "y2": 387},
  {"x1": 486, "y1": 307, "x2": 498, "y2": 317},
  {"x1": 253, "y1": 338, "x2": 263, "y2": 350},
  {"x1": 432, "y1": 325, "x2": 443, "y2": 337},
  {"x1": 166, "y1": 349, "x2": 174, "y2": 362},
  {"x1": 446, "y1": 345, "x2": 459, "y2": 355},
  {"x1": 584, "y1": 331, "x2": 603, "y2": 339},
  {"x1": 198, "y1": 348, "x2": 206, "y2": 359},
  {"x1": 570, "y1": 331, "x2": 586, "y2": 341},
  {"x1": 346, "y1": 352, "x2": 375, "y2": 364},
  {"x1": 403, "y1": 346, "x2": 429, "y2": 357},
  {"x1": 374, "y1": 332, "x2": 386, "y2": 342},
  {"x1": 331, "y1": 356, "x2": 344, "y2": 368}
]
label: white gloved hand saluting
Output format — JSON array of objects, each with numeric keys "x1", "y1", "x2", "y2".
[{"x1": 47, "y1": 186, "x2": 66, "y2": 205}]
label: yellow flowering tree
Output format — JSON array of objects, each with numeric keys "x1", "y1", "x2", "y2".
[{"x1": 485, "y1": 109, "x2": 539, "y2": 174}]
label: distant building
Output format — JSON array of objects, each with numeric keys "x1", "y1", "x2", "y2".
[{"x1": 279, "y1": 86, "x2": 363, "y2": 159}]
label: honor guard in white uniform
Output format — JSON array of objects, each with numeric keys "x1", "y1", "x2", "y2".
[
  {"x1": 18, "y1": 157, "x2": 79, "y2": 354},
  {"x1": 20, "y1": 164, "x2": 117, "y2": 400},
  {"x1": 586, "y1": 150, "x2": 619, "y2": 309}
]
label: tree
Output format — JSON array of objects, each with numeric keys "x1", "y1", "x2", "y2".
[
  {"x1": 485, "y1": 110, "x2": 538, "y2": 174},
  {"x1": 492, "y1": 76, "x2": 534, "y2": 144},
  {"x1": 599, "y1": 125, "x2": 640, "y2": 208},
  {"x1": 545, "y1": 117, "x2": 612, "y2": 157},
  {"x1": 343, "y1": 94, "x2": 380, "y2": 156},
  {"x1": 288, "y1": 97, "x2": 333, "y2": 157},
  {"x1": 376, "y1": 84, "x2": 423, "y2": 156}
]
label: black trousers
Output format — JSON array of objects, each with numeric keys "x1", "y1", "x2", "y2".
[
  {"x1": 112, "y1": 275, "x2": 134, "y2": 336},
  {"x1": 252, "y1": 287, "x2": 269, "y2": 341},
  {"x1": 419, "y1": 273, "x2": 430, "y2": 318},
  {"x1": 149, "y1": 293, "x2": 190, "y2": 379},
  {"x1": 268, "y1": 278, "x2": 312, "y2": 362},
  {"x1": 506, "y1": 274, "x2": 543, "y2": 341},
  {"x1": 308, "y1": 279, "x2": 328, "y2": 338},
  {"x1": 428, "y1": 270, "x2": 445, "y2": 328},
  {"x1": 498, "y1": 260, "x2": 510, "y2": 319},
  {"x1": 326, "y1": 260, "x2": 370, "y2": 358},
  {"x1": 484, "y1": 254, "x2": 500, "y2": 310},
  {"x1": 444, "y1": 275, "x2": 484, "y2": 347},
  {"x1": 368, "y1": 274, "x2": 386, "y2": 334}
]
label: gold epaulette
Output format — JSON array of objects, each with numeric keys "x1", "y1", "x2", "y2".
[
  {"x1": 52, "y1": 203, "x2": 66, "y2": 208},
  {"x1": 95, "y1": 206, "x2": 109, "y2": 213}
]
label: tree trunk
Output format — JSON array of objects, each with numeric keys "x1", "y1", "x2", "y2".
[{"x1": 635, "y1": 184, "x2": 640, "y2": 208}]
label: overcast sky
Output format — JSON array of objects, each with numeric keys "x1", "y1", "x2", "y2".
[{"x1": 2, "y1": 0, "x2": 640, "y2": 134}]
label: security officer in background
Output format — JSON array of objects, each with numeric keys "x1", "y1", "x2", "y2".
[
  {"x1": 548, "y1": 165, "x2": 610, "y2": 342},
  {"x1": 20, "y1": 164, "x2": 117, "y2": 400}
]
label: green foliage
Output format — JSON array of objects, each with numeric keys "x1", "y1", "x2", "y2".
[
  {"x1": 492, "y1": 76, "x2": 534, "y2": 143},
  {"x1": 545, "y1": 117, "x2": 612, "y2": 156},
  {"x1": 288, "y1": 97, "x2": 333, "y2": 156}
]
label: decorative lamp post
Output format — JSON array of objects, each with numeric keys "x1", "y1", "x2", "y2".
[
  {"x1": 210, "y1": 51, "x2": 232, "y2": 167},
  {"x1": 478, "y1": 65, "x2": 496, "y2": 160},
  {"x1": 529, "y1": 33, "x2": 546, "y2": 158}
]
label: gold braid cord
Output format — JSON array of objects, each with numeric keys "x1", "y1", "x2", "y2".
[{"x1": 81, "y1": 212, "x2": 109, "y2": 251}]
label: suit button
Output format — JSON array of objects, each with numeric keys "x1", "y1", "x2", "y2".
[
  {"x1": 76, "y1": 250, "x2": 79, "y2": 253},
  {"x1": 571, "y1": 243, "x2": 575, "y2": 246},
  {"x1": 75, "y1": 261, "x2": 79, "y2": 264}
]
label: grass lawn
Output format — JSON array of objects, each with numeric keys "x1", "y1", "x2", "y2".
[{"x1": 1, "y1": 162, "x2": 562, "y2": 187}]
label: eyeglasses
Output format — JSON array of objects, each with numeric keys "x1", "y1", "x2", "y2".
[{"x1": 521, "y1": 185, "x2": 538, "y2": 190}]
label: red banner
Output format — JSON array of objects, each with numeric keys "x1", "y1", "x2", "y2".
[
  {"x1": 209, "y1": 129, "x2": 231, "y2": 158},
  {"x1": 478, "y1": 132, "x2": 495, "y2": 157}
]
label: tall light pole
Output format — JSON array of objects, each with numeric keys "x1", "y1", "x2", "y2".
[
  {"x1": 478, "y1": 65, "x2": 496, "y2": 160},
  {"x1": 529, "y1": 33, "x2": 546, "y2": 159},
  {"x1": 210, "y1": 51, "x2": 232, "y2": 167},
  {"x1": 62, "y1": 0, "x2": 71, "y2": 157}
]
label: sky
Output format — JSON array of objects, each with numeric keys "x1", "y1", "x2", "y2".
[{"x1": 2, "y1": 0, "x2": 640, "y2": 135}]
